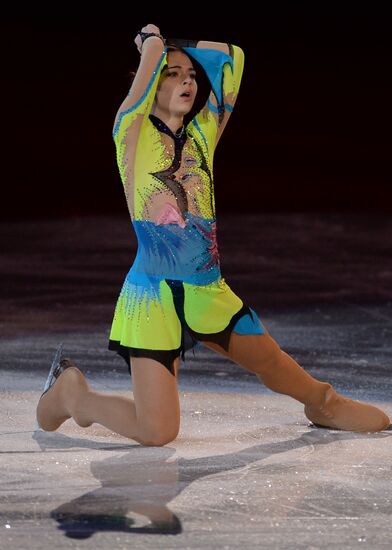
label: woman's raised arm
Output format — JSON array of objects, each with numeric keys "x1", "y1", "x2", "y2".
[
  {"x1": 112, "y1": 24, "x2": 166, "y2": 138},
  {"x1": 166, "y1": 37, "x2": 245, "y2": 148}
]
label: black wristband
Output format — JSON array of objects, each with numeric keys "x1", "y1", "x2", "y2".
[{"x1": 138, "y1": 31, "x2": 165, "y2": 45}]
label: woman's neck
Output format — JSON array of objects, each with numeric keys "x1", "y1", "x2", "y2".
[{"x1": 151, "y1": 108, "x2": 184, "y2": 135}]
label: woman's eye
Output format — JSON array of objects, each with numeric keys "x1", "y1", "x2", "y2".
[{"x1": 168, "y1": 72, "x2": 178, "y2": 77}]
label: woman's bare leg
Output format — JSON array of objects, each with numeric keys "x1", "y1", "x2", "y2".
[
  {"x1": 202, "y1": 331, "x2": 327, "y2": 403},
  {"x1": 202, "y1": 326, "x2": 390, "y2": 432},
  {"x1": 36, "y1": 356, "x2": 181, "y2": 446}
]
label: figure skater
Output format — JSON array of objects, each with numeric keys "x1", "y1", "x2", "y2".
[{"x1": 36, "y1": 23, "x2": 390, "y2": 445}]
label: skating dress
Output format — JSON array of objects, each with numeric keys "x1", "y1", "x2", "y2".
[{"x1": 108, "y1": 42, "x2": 266, "y2": 375}]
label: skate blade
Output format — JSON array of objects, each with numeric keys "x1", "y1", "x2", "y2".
[{"x1": 42, "y1": 342, "x2": 64, "y2": 395}]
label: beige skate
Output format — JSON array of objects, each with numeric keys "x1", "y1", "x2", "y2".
[{"x1": 305, "y1": 384, "x2": 390, "y2": 432}]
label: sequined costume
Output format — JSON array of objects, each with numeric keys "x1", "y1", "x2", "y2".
[{"x1": 108, "y1": 41, "x2": 266, "y2": 375}]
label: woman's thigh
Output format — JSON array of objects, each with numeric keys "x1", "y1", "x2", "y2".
[
  {"x1": 202, "y1": 327, "x2": 281, "y2": 374},
  {"x1": 130, "y1": 356, "x2": 181, "y2": 441}
]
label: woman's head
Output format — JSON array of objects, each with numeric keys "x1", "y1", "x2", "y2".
[{"x1": 153, "y1": 48, "x2": 198, "y2": 121}]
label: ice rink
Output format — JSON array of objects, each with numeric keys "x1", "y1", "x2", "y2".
[{"x1": 1, "y1": 213, "x2": 391, "y2": 548}]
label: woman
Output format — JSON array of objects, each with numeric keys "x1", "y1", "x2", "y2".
[{"x1": 36, "y1": 24, "x2": 390, "y2": 445}]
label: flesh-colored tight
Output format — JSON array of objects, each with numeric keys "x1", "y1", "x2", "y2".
[{"x1": 38, "y1": 325, "x2": 331, "y2": 445}]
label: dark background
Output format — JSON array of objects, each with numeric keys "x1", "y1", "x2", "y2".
[{"x1": 2, "y1": 8, "x2": 392, "y2": 220}]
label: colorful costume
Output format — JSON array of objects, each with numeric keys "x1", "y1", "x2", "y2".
[{"x1": 108, "y1": 42, "x2": 266, "y2": 375}]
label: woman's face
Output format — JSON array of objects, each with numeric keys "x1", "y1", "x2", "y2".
[{"x1": 154, "y1": 50, "x2": 198, "y2": 118}]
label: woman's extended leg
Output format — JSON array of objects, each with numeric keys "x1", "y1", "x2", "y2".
[
  {"x1": 36, "y1": 356, "x2": 181, "y2": 446},
  {"x1": 202, "y1": 327, "x2": 390, "y2": 432}
]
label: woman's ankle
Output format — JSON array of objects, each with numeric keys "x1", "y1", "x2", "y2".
[{"x1": 304, "y1": 381, "x2": 332, "y2": 407}]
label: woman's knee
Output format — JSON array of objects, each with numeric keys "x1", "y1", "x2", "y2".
[
  {"x1": 259, "y1": 334, "x2": 282, "y2": 366},
  {"x1": 231, "y1": 332, "x2": 282, "y2": 373},
  {"x1": 138, "y1": 422, "x2": 180, "y2": 447},
  {"x1": 137, "y1": 412, "x2": 180, "y2": 446}
]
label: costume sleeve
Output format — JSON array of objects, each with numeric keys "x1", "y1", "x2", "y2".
[
  {"x1": 182, "y1": 43, "x2": 245, "y2": 152},
  {"x1": 112, "y1": 38, "x2": 168, "y2": 218},
  {"x1": 112, "y1": 38, "x2": 167, "y2": 142}
]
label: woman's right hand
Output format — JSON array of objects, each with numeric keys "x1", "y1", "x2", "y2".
[{"x1": 134, "y1": 23, "x2": 162, "y2": 54}]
